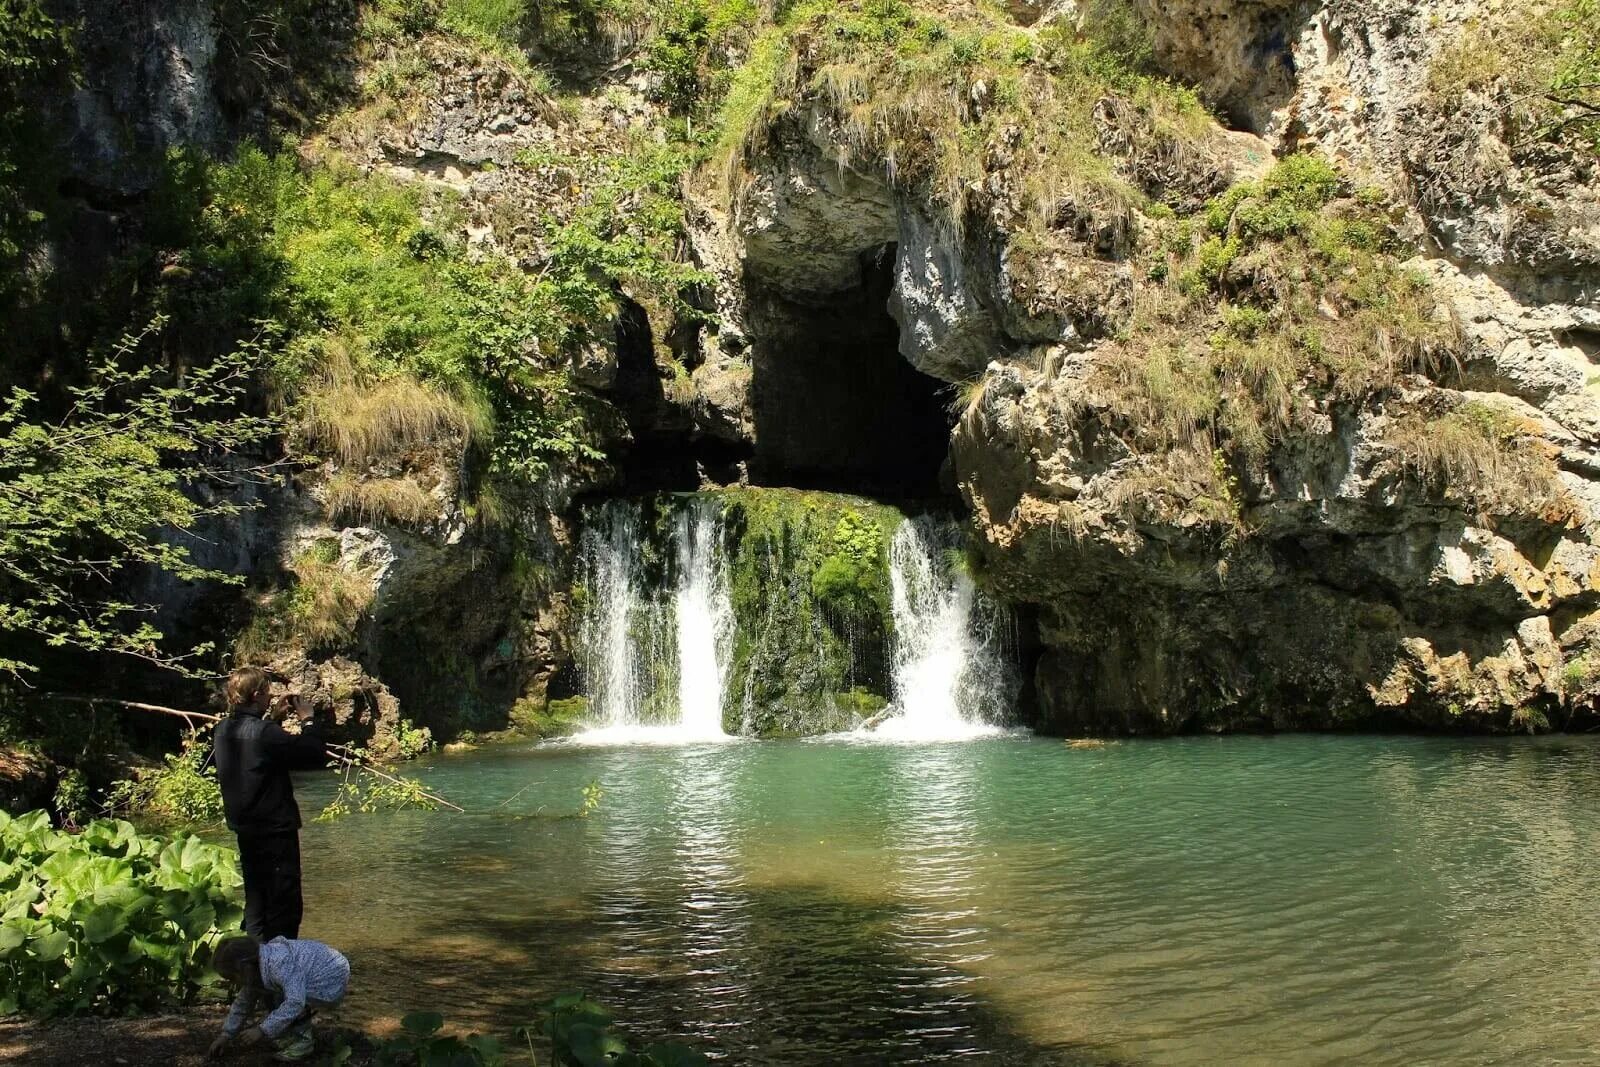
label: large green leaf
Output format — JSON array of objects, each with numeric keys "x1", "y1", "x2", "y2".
[
  {"x1": 80, "y1": 904, "x2": 124, "y2": 944},
  {"x1": 402, "y1": 1010, "x2": 445, "y2": 1037},
  {"x1": 0, "y1": 920, "x2": 28, "y2": 954},
  {"x1": 564, "y1": 1023, "x2": 628, "y2": 1067},
  {"x1": 178, "y1": 835, "x2": 209, "y2": 873},
  {"x1": 36, "y1": 850, "x2": 88, "y2": 883},
  {"x1": 30, "y1": 929, "x2": 69, "y2": 962},
  {"x1": 2, "y1": 882, "x2": 41, "y2": 919},
  {"x1": 175, "y1": 900, "x2": 216, "y2": 940}
]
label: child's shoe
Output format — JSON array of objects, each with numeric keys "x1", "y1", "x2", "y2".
[{"x1": 272, "y1": 1023, "x2": 316, "y2": 1062}]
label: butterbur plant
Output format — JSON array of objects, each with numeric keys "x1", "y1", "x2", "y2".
[
  {"x1": 0, "y1": 810, "x2": 244, "y2": 1016},
  {"x1": 522, "y1": 993, "x2": 709, "y2": 1067},
  {"x1": 369, "y1": 1010, "x2": 507, "y2": 1066}
]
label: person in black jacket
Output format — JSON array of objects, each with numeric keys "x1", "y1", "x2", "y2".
[{"x1": 214, "y1": 667, "x2": 328, "y2": 942}]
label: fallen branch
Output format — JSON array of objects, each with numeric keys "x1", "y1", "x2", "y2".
[
  {"x1": 322, "y1": 746, "x2": 464, "y2": 813},
  {"x1": 42, "y1": 693, "x2": 464, "y2": 813}
]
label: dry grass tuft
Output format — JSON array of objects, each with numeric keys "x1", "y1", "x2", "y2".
[
  {"x1": 235, "y1": 540, "x2": 376, "y2": 661},
  {"x1": 1387, "y1": 400, "x2": 1570, "y2": 518},
  {"x1": 706, "y1": 0, "x2": 1212, "y2": 249},
  {"x1": 297, "y1": 360, "x2": 480, "y2": 468},
  {"x1": 326, "y1": 472, "x2": 440, "y2": 528},
  {"x1": 1090, "y1": 155, "x2": 1462, "y2": 480}
]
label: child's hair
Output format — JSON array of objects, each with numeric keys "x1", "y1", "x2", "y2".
[
  {"x1": 212, "y1": 935, "x2": 261, "y2": 979},
  {"x1": 224, "y1": 666, "x2": 270, "y2": 710}
]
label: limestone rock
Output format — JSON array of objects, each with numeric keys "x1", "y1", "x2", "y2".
[{"x1": 262, "y1": 650, "x2": 404, "y2": 756}]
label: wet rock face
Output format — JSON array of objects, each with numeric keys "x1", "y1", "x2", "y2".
[{"x1": 53, "y1": 0, "x2": 227, "y2": 192}]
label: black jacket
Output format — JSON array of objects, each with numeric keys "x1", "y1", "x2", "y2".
[{"x1": 213, "y1": 708, "x2": 328, "y2": 836}]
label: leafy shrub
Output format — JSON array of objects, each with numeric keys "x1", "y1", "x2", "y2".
[
  {"x1": 0, "y1": 810, "x2": 243, "y2": 1016},
  {"x1": 391, "y1": 719, "x2": 435, "y2": 760},
  {"x1": 1429, "y1": 0, "x2": 1600, "y2": 150},
  {"x1": 316, "y1": 754, "x2": 440, "y2": 821},
  {"x1": 104, "y1": 732, "x2": 226, "y2": 827},
  {"x1": 0, "y1": 322, "x2": 279, "y2": 678},
  {"x1": 523, "y1": 992, "x2": 708, "y2": 1067},
  {"x1": 50, "y1": 770, "x2": 89, "y2": 829}
]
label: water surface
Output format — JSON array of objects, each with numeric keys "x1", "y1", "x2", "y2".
[{"x1": 298, "y1": 734, "x2": 1600, "y2": 1064}]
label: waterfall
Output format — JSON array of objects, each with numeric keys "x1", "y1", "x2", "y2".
[
  {"x1": 874, "y1": 516, "x2": 1016, "y2": 740},
  {"x1": 574, "y1": 498, "x2": 731, "y2": 744},
  {"x1": 578, "y1": 502, "x2": 646, "y2": 729},
  {"x1": 673, "y1": 499, "x2": 734, "y2": 741}
]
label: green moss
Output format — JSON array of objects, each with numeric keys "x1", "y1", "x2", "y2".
[
  {"x1": 510, "y1": 694, "x2": 590, "y2": 738},
  {"x1": 717, "y1": 489, "x2": 903, "y2": 736},
  {"x1": 1093, "y1": 152, "x2": 1464, "y2": 525}
]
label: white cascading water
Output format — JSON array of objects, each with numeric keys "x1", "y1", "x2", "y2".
[
  {"x1": 873, "y1": 516, "x2": 1016, "y2": 741},
  {"x1": 574, "y1": 499, "x2": 732, "y2": 744},
  {"x1": 672, "y1": 499, "x2": 733, "y2": 741},
  {"x1": 578, "y1": 502, "x2": 645, "y2": 730}
]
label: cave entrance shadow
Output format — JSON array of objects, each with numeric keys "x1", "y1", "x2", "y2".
[{"x1": 746, "y1": 243, "x2": 958, "y2": 502}]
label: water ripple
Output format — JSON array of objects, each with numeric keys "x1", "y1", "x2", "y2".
[{"x1": 297, "y1": 734, "x2": 1600, "y2": 1065}]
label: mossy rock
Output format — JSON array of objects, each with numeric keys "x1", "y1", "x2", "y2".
[
  {"x1": 715, "y1": 489, "x2": 904, "y2": 735},
  {"x1": 510, "y1": 694, "x2": 590, "y2": 739}
]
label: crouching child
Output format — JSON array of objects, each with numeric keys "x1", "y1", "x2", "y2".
[{"x1": 208, "y1": 934, "x2": 350, "y2": 1062}]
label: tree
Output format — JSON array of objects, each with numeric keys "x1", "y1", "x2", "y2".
[{"x1": 0, "y1": 318, "x2": 278, "y2": 678}]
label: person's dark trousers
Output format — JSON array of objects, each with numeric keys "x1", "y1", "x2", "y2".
[{"x1": 238, "y1": 830, "x2": 303, "y2": 941}]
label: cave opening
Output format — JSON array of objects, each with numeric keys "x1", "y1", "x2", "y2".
[
  {"x1": 747, "y1": 243, "x2": 956, "y2": 501},
  {"x1": 611, "y1": 296, "x2": 752, "y2": 491}
]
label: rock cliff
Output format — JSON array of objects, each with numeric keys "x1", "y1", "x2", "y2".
[{"x1": 13, "y1": 0, "x2": 1598, "y2": 740}]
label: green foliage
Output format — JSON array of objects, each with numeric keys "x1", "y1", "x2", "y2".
[
  {"x1": 50, "y1": 770, "x2": 89, "y2": 829},
  {"x1": 722, "y1": 491, "x2": 900, "y2": 735},
  {"x1": 579, "y1": 779, "x2": 602, "y2": 818},
  {"x1": 638, "y1": 0, "x2": 758, "y2": 114},
  {"x1": 190, "y1": 145, "x2": 613, "y2": 484},
  {"x1": 514, "y1": 140, "x2": 711, "y2": 328},
  {"x1": 0, "y1": 320, "x2": 279, "y2": 677},
  {"x1": 0, "y1": 0, "x2": 71, "y2": 310},
  {"x1": 523, "y1": 992, "x2": 709, "y2": 1067},
  {"x1": 104, "y1": 732, "x2": 226, "y2": 827},
  {"x1": 810, "y1": 511, "x2": 887, "y2": 617},
  {"x1": 1430, "y1": 0, "x2": 1600, "y2": 150},
  {"x1": 316, "y1": 751, "x2": 440, "y2": 821},
  {"x1": 390, "y1": 719, "x2": 435, "y2": 761},
  {"x1": 0, "y1": 810, "x2": 243, "y2": 1016},
  {"x1": 1092, "y1": 152, "x2": 1463, "y2": 525},
  {"x1": 1562, "y1": 653, "x2": 1597, "y2": 696},
  {"x1": 369, "y1": 1007, "x2": 507, "y2": 1066}
]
